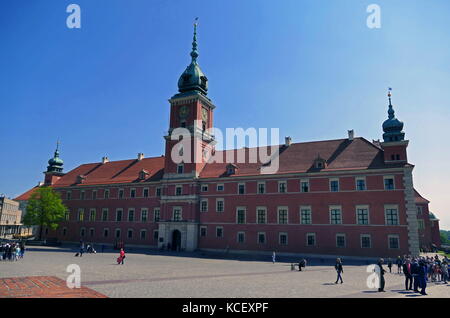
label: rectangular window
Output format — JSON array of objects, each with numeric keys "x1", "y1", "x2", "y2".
[
  {"x1": 277, "y1": 207, "x2": 288, "y2": 224},
  {"x1": 101, "y1": 208, "x2": 108, "y2": 221},
  {"x1": 300, "y1": 180, "x2": 309, "y2": 193},
  {"x1": 127, "y1": 229, "x2": 133, "y2": 239},
  {"x1": 128, "y1": 209, "x2": 135, "y2": 222},
  {"x1": 306, "y1": 233, "x2": 316, "y2": 246},
  {"x1": 330, "y1": 179, "x2": 339, "y2": 192},
  {"x1": 336, "y1": 234, "x2": 346, "y2": 248},
  {"x1": 173, "y1": 208, "x2": 182, "y2": 221},
  {"x1": 388, "y1": 235, "x2": 400, "y2": 249},
  {"x1": 140, "y1": 230, "x2": 147, "y2": 240},
  {"x1": 236, "y1": 208, "x2": 246, "y2": 224},
  {"x1": 200, "y1": 226, "x2": 207, "y2": 237},
  {"x1": 278, "y1": 181, "x2": 287, "y2": 193},
  {"x1": 141, "y1": 209, "x2": 148, "y2": 222},
  {"x1": 216, "y1": 227, "x2": 223, "y2": 238},
  {"x1": 257, "y1": 232, "x2": 266, "y2": 244},
  {"x1": 143, "y1": 188, "x2": 149, "y2": 198},
  {"x1": 92, "y1": 190, "x2": 97, "y2": 200},
  {"x1": 356, "y1": 178, "x2": 366, "y2": 191},
  {"x1": 330, "y1": 207, "x2": 342, "y2": 224},
  {"x1": 418, "y1": 219, "x2": 425, "y2": 230},
  {"x1": 115, "y1": 229, "x2": 121, "y2": 239},
  {"x1": 104, "y1": 189, "x2": 110, "y2": 199},
  {"x1": 300, "y1": 207, "x2": 312, "y2": 225},
  {"x1": 156, "y1": 187, "x2": 162, "y2": 197},
  {"x1": 103, "y1": 228, "x2": 109, "y2": 238},
  {"x1": 89, "y1": 209, "x2": 96, "y2": 222},
  {"x1": 64, "y1": 211, "x2": 70, "y2": 221},
  {"x1": 78, "y1": 209, "x2": 84, "y2": 221},
  {"x1": 217, "y1": 184, "x2": 224, "y2": 191},
  {"x1": 384, "y1": 177, "x2": 395, "y2": 190},
  {"x1": 130, "y1": 189, "x2": 136, "y2": 198},
  {"x1": 417, "y1": 206, "x2": 423, "y2": 215},
  {"x1": 80, "y1": 191, "x2": 85, "y2": 200},
  {"x1": 153, "y1": 230, "x2": 159, "y2": 241},
  {"x1": 361, "y1": 235, "x2": 372, "y2": 248},
  {"x1": 200, "y1": 199, "x2": 208, "y2": 212},
  {"x1": 89, "y1": 228, "x2": 94, "y2": 237},
  {"x1": 118, "y1": 189, "x2": 124, "y2": 199},
  {"x1": 177, "y1": 164, "x2": 184, "y2": 174},
  {"x1": 67, "y1": 191, "x2": 72, "y2": 200},
  {"x1": 175, "y1": 186, "x2": 183, "y2": 196},
  {"x1": 257, "y1": 208, "x2": 267, "y2": 224},
  {"x1": 257, "y1": 182, "x2": 266, "y2": 194},
  {"x1": 116, "y1": 209, "x2": 123, "y2": 222},
  {"x1": 154, "y1": 208, "x2": 160, "y2": 222},
  {"x1": 238, "y1": 183, "x2": 245, "y2": 195},
  {"x1": 356, "y1": 207, "x2": 369, "y2": 225},
  {"x1": 216, "y1": 199, "x2": 224, "y2": 212},
  {"x1": 385, "y1": 207, "x2": 399, "y2": 225},
  {"x1": 201, "y1": 185, "x2": 208, "y2": 192},
  {"x1": 279, "y1": 233, "x2": 288, "y2": 245},
  {"x1": 237, "y1": 232, "x2": 245, "y2": 243}
]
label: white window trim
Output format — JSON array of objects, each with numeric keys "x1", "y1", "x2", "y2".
[
  {"x1": 200, "y1": 199, "x2": 208, "y2": 212},
  {"x1": 201, "y1": 184, "x2": 209, "y2": 192},
  {"x1": 216, "y1": 226, "x2": 224, "y2": 238},
  {"x1": 236, "y1": 207, "x2": 246, "y2": 224},
  {"x1": 277, "y1": 206, "x2": 289, "y2": 224},
  {"x1": 217, "y1": 183, "x2": 224, "y2": 191},
  {"x1": 256, "y1": 206, "x2": 267, "y2": 224},
  {"x1": 130, "y1": 188, "x2": 136, "y2": 198},
  {"x1": 89, "y1": 208, "x2": 96, "y2": 222},
  {"x1": 103, "y1": 228, "x2": 109, "y2": 238},
  {"x1": 355, "y1": 177, "x2": 367, "y2": 191},
  {"x1": 140, "y1": 229, "x2": 147, "y2": 240},
  {"x1": 384, "y1": 204, "x2": 399, "y2": 225},
  {"x1": 356, "y1": 205, "x2": 370, "y2": 225},
  {"x1": 238, "y1": 183, "x2": 246, "y2": 194},
  {"x1": 279, "y1": 232, "x2": 288, "y2": 245},
  {"x1": 143, "y1": 187, "x2": 149, "y2": 197},
  {"x1": 237, "y1": 231, "x2": 245, "y2": 243},
  {"x1": 329, "y1": 178, "x2": 340, "y2": 192},
  {"x1": 278, "y1": 181, "x2": 287, "y2": 193},
  {"x1": 360, "y1": 234, "x2": 372, "y2": 248},
  {"x1": 257, "y1": 182, "x2": 266, "y2": 194},
  {"x1": 127, "y1": 228, "x2": 134, "y2": 239},
  {"x1": 300, "y1": 179, "x2": 310, "y2": 193},
  {"x1": 175, "y1": 185, "x2": 183, "y2": 196},
  {"x1": 329, "y1": 205, "x2": 342, "y2": 225},
  {"x1": 141, "y1": 208, "x2": 148, "y2": 222},
  {"x1": 216, "y1": 198, "x2": 224, "y2": 212},
  {"x1": 116, "y1": 208, "x2": 123, "y2": 222},
  {"x1": 257, "y1": 232, "x2": 266, "y2": 244},
  {"x1": 336, "y1": 233, "x2": 346, "y2": 248},
  {"x1": 172, "y1": 206, "x2": 182, "y2": 221},
  {"x1": 300, "y1": 205, "x2": 312, "y2": 225},
  {"x1": 102, "y1": 208, "x2": 109, "y2": 222},
  {"x1": 388, "y1": 234, "x2": 400, "y2": 249},
  {"x1": 153, "y1": 208, "x2": 161, "y2": 222},
  {"x1": 200, "y1": 226, "x2": 207, "y2": 237},
  {"x1": 383, "y1": 175, "x2": 396, "y2": 190},
  {"x1": 128, "y1": 208, "x2": 135, "y2": 222}
]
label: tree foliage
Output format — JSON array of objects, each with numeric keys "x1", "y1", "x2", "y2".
[{"x1": 23, "y1": 187, "x2": 67, "y2": 238}]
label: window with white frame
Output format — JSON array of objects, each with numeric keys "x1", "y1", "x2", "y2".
[
  {"x1": 236, "y1": 207, "x2": 246, "y2": 224},
  {"x1": 256, "y1": 207, "x2": 267, "y2": 224},
  {"x1": 172, "y1": 207, "x2": 182, "y2": 221},
  {"x1": 103, "y1": 228, "x2": 109, "y2": 238},
  {"x1": 385, "y1": 206, "x2": 399, "y2": 225},
  {"x1": 330, "y1": 179, "x2": 339, "y2": 192},
  {"x1": 80, "y1": 191, "x2": 85, "y2": 200},
  {"x1": 156, "y1": 187, "x2": 162, "y2": 197},
  {"x1": 201, "y1": 185, "x2": 208, "y2": 192},
  {"x1": 92, "y1": 190, "x2": 97, "y2": 200},
  {"x1": 104, "y1": 189, "x2": 110, "y2": 199},
  {"x1": 300, "y1": 207, "x2": 312, "y2": 224},
  {"x1": 130, "y1": 188, "x2": 136, "y2": 198},
  {"x1": 418, "y1": 219, "x2": 425, "y2": 230},
  {"x1": 417, "y1": 206, "x2": 423, "y2": 215},
  {"x1": 101, "y1": 208, "x2": 108, "y2": 221},
  {"x1": 238, "y1": 183, "x2": 245, "y2": 194},
  {"x1": 388, "y1": 235, "x2": 400, "y2": 249},
  {"x1": 89, "y1": 228, "x2": 95, "y2": 237},
  {"x1": 336, "y1": 234, "x2": 346, "y2": 248},
  {"x1": 200, "y1": 226, "x2": 207, "y2": 237},
  {"x1": 64, "y1": 210, "x2": 70, "y2": 221},
  {"x1": 67, "y1": 191, "x2": 72, "y2": 200},
  {"x1": 116, "y1": 209, "x2": 123, "y2": 222},
  {"x1": 118, "y1": 189, "x2": 124, "y2": 199},
  {"x1": 300, "y1": 180, "x2": 309, "y2": 193},
  {"x1": 356, "y1": 206, "x2": 369, "y2": 225},
  {"x1": 330, "y1": 206, "x2": 342, "y2": 224},
  {"x1": 153, "y1": 230, "x2": 159, "y2": 241},
  {"x1": 278, "y1": 207, "x2": 288, "y2": 224},
  {"x1": 216, "y1": 199, "x2": 224, "y2": 212},
  {"x1": 257, "y1": 232, "x2": 266, "y2": 244},
  {"x1": 89, "y1": 209, "x2": 96, "y2": 222},
  {"x1": 80, "y1": 227, "x2": 86, "y2": 237},
  {"x1": 78, "y1": 209, "x2": 84, "y2": 221},
  {"x1": 279, "y1": 232, "x2": 288, "y2": 245},
  {"x1": 257, "y1": 182, "x2": 266, "y2": 194},
  {"x1": 278, "y1": 181, "x2": 287, "y2": 193},
  {"x1": 128, "y1": 209, "x2": 135, "y2": 222},
  {"x1": 175, "y1": 185, "x2": 183, "y2": 196},
  {"x1": 177, "y1": 164, "x2": 184, "y2": 174},
  {"x1": 143, "y1": 188, "x2": 149, "y2": 198},
  {"x1": 154, "y1": 208, "x2": 160, "y2": 222},
  {"x1": 361, "y1": 234, "x2": 372, "y2": 248},
  {"x1": 200, "y1": 199, "x2": 208, "y2": 212},
  {"x1": 216, "y1": 227, "x2": 223, "y2": 238},
  {"x1": 384, "y1": 176, "x2": 395, "y2": 190},
  {"x1": 115, "y1": 228, "x2": 121, "y2": 238},
  {"x1": 140, "y1": 229, "x2": 147, "y2": 240},
  {"x1": 141, "y1": 208, "x2": 148, "y2": 222},
  {"x1": 217, "y1": 184, "x2": 224, "y2": 191},
  {"x1": 356, "y1": 178, "x2": 366, "y2": 191}
]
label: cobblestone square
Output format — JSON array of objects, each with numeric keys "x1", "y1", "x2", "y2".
[{"x1": 0, "y1": 246, "x2": 449, "y2": 298}]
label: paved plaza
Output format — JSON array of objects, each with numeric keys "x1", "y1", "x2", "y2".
[{"x1": 0, "y1": 246, "x2": 449, "y2": 298}]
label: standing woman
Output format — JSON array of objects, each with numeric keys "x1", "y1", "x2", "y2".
[
  {"x1": 377, "y1": 258, "x2": 386, "y2": 292},
  {"x1": 335, "y1": 258, "x2": 343, "y2": 284},
  {"x1": 272, "y1": 251, "x2": 276, "y2": 264},
  {"x1": 119, "y1": 248, "x2": 126, "y2": 265}
]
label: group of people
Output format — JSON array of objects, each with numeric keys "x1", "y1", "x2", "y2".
[
  {"x1": 0, "y1": 242, "x2": 25, "y2": 261},
  {"x1": 75, "y1": 240, "x2": 97, "y2": 257},
  {"x1": 400, "y1": 254, "x2": 449, "y2": 295}
]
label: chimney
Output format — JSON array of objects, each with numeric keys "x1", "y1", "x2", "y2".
[
  {"x1": 285, "y1": 136, "x2": 292, "y2": 147},
  {"x1": 102, "y1": 156, "x2": 109, "y2": 164},
  {"x1": 138, "y1": 153, "x2": 145, "y2": 161},
  {"x1": 348, "y1": 130, "x2": 354, "y2": 141}
]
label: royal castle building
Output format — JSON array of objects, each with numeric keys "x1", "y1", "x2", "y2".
[{"x1": 16, "y1": 24, "x2": 441, "y2": 258}]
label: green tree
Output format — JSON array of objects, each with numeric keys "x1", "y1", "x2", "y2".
[
  {"x1": 440, "y1": 232, "x2": 450, "y2": 245},
  {"x1": 23, "y1": 187, "x2": 67, "y2": 240}
]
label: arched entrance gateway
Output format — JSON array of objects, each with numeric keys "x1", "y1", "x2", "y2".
[{"x1": 171, "y1": 229, "x2": 181, "y2": 251}]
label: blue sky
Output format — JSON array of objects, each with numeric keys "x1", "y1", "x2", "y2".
[{"x1": 1, "y1": 0, "x2": 449, "y2": 228}]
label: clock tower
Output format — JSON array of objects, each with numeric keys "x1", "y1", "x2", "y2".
[{"x1": 163, "y1": 21, "x2": 216, "y2": 179}]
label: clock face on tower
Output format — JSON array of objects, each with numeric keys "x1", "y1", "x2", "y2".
[
  {"x1": 202, "y1": 108, "x2": 208, "y2": 122},
  {"x1": 179, "y1": 105, "x2": 189, "y2": 118}
]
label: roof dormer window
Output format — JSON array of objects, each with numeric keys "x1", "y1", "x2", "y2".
[
  {"x1": 139, "y1": 169, "x2": 149, "y2": 180},
  {"x1": 313, "y1": 155, "x2": 327, "y2": 170},
  {"x1": 226, "y1": 164, "x2": 237, "y2": 175}
]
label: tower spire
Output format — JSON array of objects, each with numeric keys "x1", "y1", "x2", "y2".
[
  {"x1": 387, "y1": 87, "x2": 395, "y2": 119},
  {"x1": 190, "y1": 18, "x2": 199, "y2": 63}
]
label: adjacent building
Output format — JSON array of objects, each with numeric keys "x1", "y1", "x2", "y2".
[
  {"x1": 0, "y1": 197, "x2": 22, "y2": 238},
  {"x1": 15, "y1": 24, "x2": 441, "y2": 257}
]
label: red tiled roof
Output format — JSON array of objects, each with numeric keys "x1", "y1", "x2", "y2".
[
  {"x1": 200, "y1": 137, "x2": 400, "y2": 178},
  {"x1": 414, "y1": 189, "x2": 430, "y2": 204},
  {"x1": 14, "y1": 186, "x2": 40, "y2": 201}
]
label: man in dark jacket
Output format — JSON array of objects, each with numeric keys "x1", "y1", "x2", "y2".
[
  {"x1": 335, "y1": 258, "x2": 343, "y2": 284},
  {"x1": 418, "y1": 259, "x2": 428, "y2": 295},
  {"x1": 402, "y1": 258, "x2": 413, "y2": 290},
  {"x1": 411, "y1": 258, "x2": 420, "y2": 292},
  {"x1": 377, "y1": 258, "x2": 386, "y2": 292}
]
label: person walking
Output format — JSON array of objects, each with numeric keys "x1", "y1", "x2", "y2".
[
  {"x1": 272, "y1": 251, "x2": 276, "y2": 264},
  {"x1": 442, "y1": 260, "x2": 449, "y2": 284},
  {"x1": 118, "y1": 248, "x2": 126, "y2": 265},
  {"x1": 402, "y1": 258, "x2": 413, "y2": 290},
  {"x1": 411, "y1": 258, "x2": 420, "y2": 292},
  {"x1": 377, "y1": 258, "x2": 386, "y2": 292},
  {"x1": 396, "y1": 256, "x2": 403, "y2": 274},
  {"x1": 387, "y1": 258, "x2": 393, "y2": 273},
  {"x1": 418, "y1": 259, "x2": 428, "y2": 295},
  {"x1": 335, "y1": 258, "x2": 343, "y2": 284}
]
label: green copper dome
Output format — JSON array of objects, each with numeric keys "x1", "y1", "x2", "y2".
[
  {"x1": 47, "y1": 142, "x2": 64, "y2": 173},
  {"x1": 177, "y1": 21, "x2": 208, "y2": 95},
  {"x1": 382, "y1": 90, "x2": 405, "y2": 142}
]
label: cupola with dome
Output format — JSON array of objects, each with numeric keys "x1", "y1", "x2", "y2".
[{"x1": 382, "y1": 89, "x2": 405, "y2": 142}]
